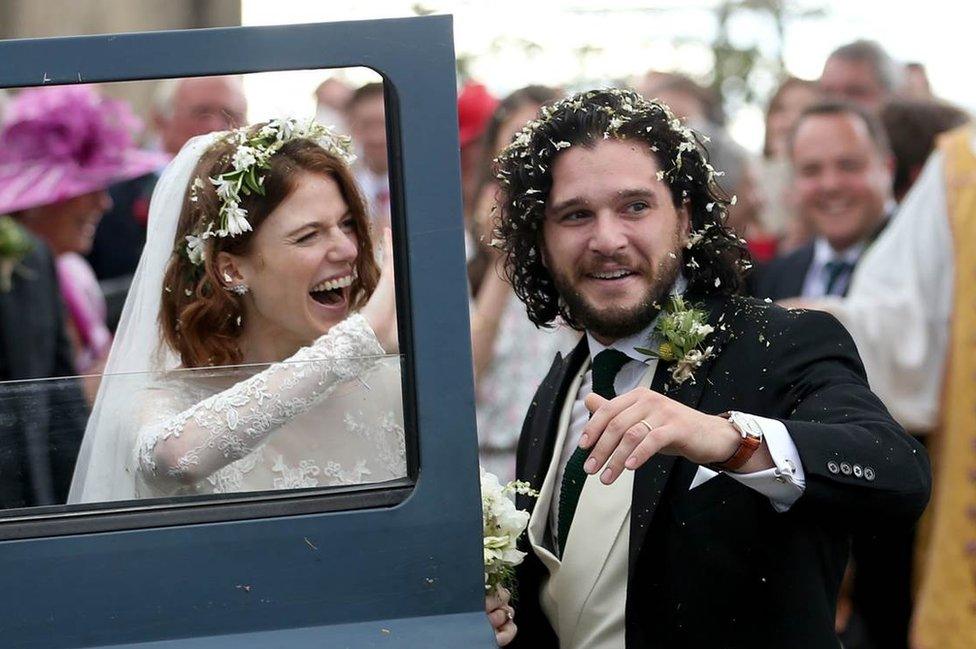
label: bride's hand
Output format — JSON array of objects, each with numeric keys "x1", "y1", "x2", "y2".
[
  {"x1": 486, "y1": 586, "x2": 517, "y2": 646},
  {"x1": 360, "y1": 227, "x2": 399, "y2": 353}
]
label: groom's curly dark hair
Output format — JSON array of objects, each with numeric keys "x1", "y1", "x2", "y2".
[{"x1": 491, "y1": 88, "x2": 751, "y2": 330}]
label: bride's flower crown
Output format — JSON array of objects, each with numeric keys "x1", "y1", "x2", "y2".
[{"x1": 183, "y1": 117, "x2": 356, "y2": 266}]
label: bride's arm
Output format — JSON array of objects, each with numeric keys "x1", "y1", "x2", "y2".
[{"x1": 135, "y1": 313, "x2": 387, "y2": 489}]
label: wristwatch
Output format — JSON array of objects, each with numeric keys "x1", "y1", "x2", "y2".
[{"x1": 708, "y1": 411, "x2": 763, "y2": 472}]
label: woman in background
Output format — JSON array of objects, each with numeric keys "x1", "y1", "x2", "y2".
[{"x1": 468, "y1": 86, "x2": 579, "y2": 482}]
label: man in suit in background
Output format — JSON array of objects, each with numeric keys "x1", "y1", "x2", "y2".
[
  {"x1": 491, "y1": 89, "x2": 930, "y2": 648},
  {"x1": 754, "y1": 101, "x2": 893, "y2": 302},
  {"x1": 0, "y1": 231, "x2": 87, "y2": 509}
]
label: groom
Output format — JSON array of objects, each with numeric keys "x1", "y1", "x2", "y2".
[{"x1": 492, "y1": 89, "x2": 931, "y2": 648}]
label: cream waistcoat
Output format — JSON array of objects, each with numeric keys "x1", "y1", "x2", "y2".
[{"x1": 528, "y1": 359, "x2": 655, "y2": 649}]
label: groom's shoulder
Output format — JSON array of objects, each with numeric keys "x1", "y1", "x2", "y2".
[{"x1": 718, "y1": 294, "x2": 853, "y2": 352}]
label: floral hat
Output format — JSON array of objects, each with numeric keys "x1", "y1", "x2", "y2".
[{"x1": 0, "y1": 85, "x2": 169, "y2": 214}]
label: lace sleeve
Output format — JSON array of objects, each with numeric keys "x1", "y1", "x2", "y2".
[{"x1": 134, "y1": 313, "x2": 386, "y2": 491}]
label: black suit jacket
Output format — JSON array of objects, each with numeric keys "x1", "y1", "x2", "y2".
[
  {"x1": 752, "y1": 242, "x2": 816, "y2": 301},
  {"x1": 511, "y1": 294, "x2": 930, "y2": 648},
  {"x1": 0, "y1": 238, "x2": 87, "y2": 508}
]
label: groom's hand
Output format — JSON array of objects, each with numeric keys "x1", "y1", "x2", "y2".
[
  {"x1": 580, "y1": 388, "x2": 772, "y2": 484},
  {"x1": 486, "y1": 587, "x2": 516, "y2": 646}
]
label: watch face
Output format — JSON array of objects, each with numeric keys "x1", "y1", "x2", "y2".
[{"x1": 730, "y1": 411, "x2": 763, "y2": 440}]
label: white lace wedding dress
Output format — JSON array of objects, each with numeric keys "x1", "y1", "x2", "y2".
[{"x1": 131, "y1": 314, "x2": 406, "y2": 498}]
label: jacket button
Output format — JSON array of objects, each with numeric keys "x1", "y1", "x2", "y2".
[
  {"x1": 863, "y1": 467, "x2": 875, "y2": 481},
  {"x1": 853, "y1": 464, "x2": 863, "y2": 478},
  {"x1": 827, "y1": 461, "x2": 840, "y2": 474},
  {"x1": 840, "y1": 462, "x2": 852, "y2": 476}
]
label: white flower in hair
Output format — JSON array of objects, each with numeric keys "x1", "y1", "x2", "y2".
[
  {"x1": 184, "y1": 234, "x2": 206, "y2": 266},
  {"x1": 223, "y1": 204, "x2": 252, "y2": 237},
  {"x1": 231, "y1": 145, "x2": 258, "y2": 171},
  {"x1": 212, "y1": 176, "x2": 237, "y2": 202}
]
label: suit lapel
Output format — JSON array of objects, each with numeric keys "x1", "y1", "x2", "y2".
[
  {"x1": 517, "y1": 337, "x2": 588, "y2": 508},
  {"x1": 788, "y1": 244, "x2": 815, "y2": 298},
  {"x1": 628, "y1": 293, "x2": 734, "y2": 573}
]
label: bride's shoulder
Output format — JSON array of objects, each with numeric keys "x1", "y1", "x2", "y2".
[{"x1": 139, "y1": 370, "x2": 220, "y2": 403}]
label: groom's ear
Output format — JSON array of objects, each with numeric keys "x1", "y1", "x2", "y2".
[
  {"x1": 677, "y1": 201, "x2": 692, "y2": 245},
  {"x1": 214, "y1": 251, "x2": 247, "y2": 288}
]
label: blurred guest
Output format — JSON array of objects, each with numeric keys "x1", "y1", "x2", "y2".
[
  {"x1": 86, "y1": 76, "x2": 246, "y2": 328},
  {"x1": 786, "y1": 122, "x2": 976, "y2": 649},
  {"x1": 903, "y1": 62, "x2": 933, "y2": 99},
  {"x1": 346, "y1": 82, "x2": 390, "y2": 228},
  {"x1": 0, "y1": 217, "x2": 85, "y2": 508},
  {"x1": 457, "y1": 81, "x2": 498, "y2": 223},
  {"x1": 759, "y1": 77, "x2": 820, "y2": 248},
  {"x1": 314, "y1": 76, "x2": 352, "y2": 132},
  {"x1": 152, "y1": 77, "x2": 247, "y2": 157},
  {"x1": 880, "y1": 98, "x2": 968, "y2": 201},
  {"x1": 1, "y1": 86, "x2": 167, "y2": 379},
  {"x1": 819, "y1": 39, "x2": 903, "y2": 114},
  {"x1": 696, "y1": 123, "x2": 776, "y2": 264},
  {"x1": 639, "y1": 70, "x2": 724, "y2": 125},
  {"x1": 468, "y1": 85, "x2": 577, "y2": 481},
  {"x1": 762, "y1": 100, "x2": 913, "y2": 649},
  {"x1": 755, "y1": 101, "x2": 892, "y2": 301}
]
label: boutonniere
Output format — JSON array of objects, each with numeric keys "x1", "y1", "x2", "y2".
[
  {"x1": 635, "y1": 294, "x2": 715, "y2": 385},
  {"x1": 0, "y1": 215, "x2": 33, "y2": 293}
]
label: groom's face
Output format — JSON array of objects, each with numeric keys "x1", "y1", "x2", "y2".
[{"x1": 541, "y1": 139, "x2": 689, "y2": 343}]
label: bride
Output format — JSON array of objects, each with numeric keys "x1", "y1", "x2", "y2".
[
  {"x1": 67, "y1": 116, "x2": 518, "y2": 645},
  {"x1": 67, "y1": 118, "x2": 404, "y2": 502}
]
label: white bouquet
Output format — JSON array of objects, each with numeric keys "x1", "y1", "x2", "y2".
[{"x1": 481, "y1": 468, "x2": 538, "y2": 594}]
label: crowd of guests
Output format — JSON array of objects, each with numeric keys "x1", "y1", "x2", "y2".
[{"x1": 0, "y1": 36, "x2": 971, "y2": 648}]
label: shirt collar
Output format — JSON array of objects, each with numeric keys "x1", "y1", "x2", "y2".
[
  {"x1": 585, "y1": 274, "x2": 688, "y2": 364},
  {"x1": 812, "y1": 236, "x2": 866, "y2": 266}
]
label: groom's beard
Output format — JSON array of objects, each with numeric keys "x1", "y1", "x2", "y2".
[{"x1": 548, "y1": 245, "x2": 682, "y2": 342}]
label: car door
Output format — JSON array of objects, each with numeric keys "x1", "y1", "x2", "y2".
[{"x1": 0, "y1": 16, "x2": 492, "y2": 648}]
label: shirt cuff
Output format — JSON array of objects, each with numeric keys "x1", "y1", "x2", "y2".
[{"x1": 724, "y1": 414, "x2": 805, "y2": 512}]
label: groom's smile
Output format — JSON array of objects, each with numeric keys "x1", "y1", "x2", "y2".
[{"x1": 542, "y1": 139, "x2": 688, "y2": 343}]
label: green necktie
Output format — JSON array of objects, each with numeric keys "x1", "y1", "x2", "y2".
[
  {"x1": 557, "y1": 348, "x2": 631, "y2": 557},
  {"x1": 823, "y1": 259, "x2": 855, "y2": 296}
]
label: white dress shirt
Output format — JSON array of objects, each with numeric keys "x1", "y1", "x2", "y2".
[
  {"x1": 548, "y1": 295, "x2": 806, "y2": 549},
  {"x1": 815, "y1": 149, "x2": 957, "y2": 433}
]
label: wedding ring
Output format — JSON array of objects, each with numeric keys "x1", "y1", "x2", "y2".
[
  {"x1": 638, "y1": 419, "x2": 654, "y2": 433},
  {"x1": 506, "y1": 608, "x2": 514, "y2": 621}
]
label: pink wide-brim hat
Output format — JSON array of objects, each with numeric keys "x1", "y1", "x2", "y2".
[{"x1": 0, "y1": 85, "x2": 170, "y2": 215}]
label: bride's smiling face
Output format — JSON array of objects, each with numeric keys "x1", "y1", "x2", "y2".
[{"x1": 225, "y1": 171, "x2": 360, "y2": 355}]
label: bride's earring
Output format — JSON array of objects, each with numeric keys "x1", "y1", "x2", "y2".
[{"x1": 221, "y1": 271, "x2": 248, "y2": 296}]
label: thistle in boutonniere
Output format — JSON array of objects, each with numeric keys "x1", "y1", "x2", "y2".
[
  {"x1": 0, "y1": 215, "x2": 33, "y2": 293},
  {"x1": 481, "y1": 468, "x2": 538, "y2": 596},
  {"x1": 635, "y1": 295, "x2": 715, "y2": 385}
]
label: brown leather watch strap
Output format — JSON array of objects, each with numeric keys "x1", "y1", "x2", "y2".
[{"x1": 709, "y1": 432, "x2": 762, "y2": 472}]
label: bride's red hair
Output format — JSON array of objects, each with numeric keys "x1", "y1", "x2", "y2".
[{"x1": 160, "y1": 127, "x2": 380, "y2": 368}]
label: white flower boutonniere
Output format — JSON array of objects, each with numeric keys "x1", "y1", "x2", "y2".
[
  {"x1": 0, "y1": 215, "x2": 33, "y2": 293},
  {"x1": 481, "y1": 468, "x2": 538, "y2": 595},
  {"x1": 635, "y1": 295, "x2": 715, "y2": 385}
]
